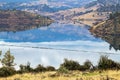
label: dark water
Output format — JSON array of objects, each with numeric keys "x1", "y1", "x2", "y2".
[{"x1": 0, "y1": 22, "x2": 120, "y2": 69}]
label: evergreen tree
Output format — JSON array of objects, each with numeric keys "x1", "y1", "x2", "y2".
[{"x1": 1, "y1": 50, "x2": 15, "y2": 68}]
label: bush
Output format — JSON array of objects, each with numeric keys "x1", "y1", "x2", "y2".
[
  {"x1": 83, "y1": 60, "x2": 93, "y2": 70},
  {"x1": 57, "y1": 66, "x2": 69, "y2": 74},
  {"x1": 0, "y1": 67, "x2": 16, "y2": 77},
  {"x1": 46, "y1": 66, "x2": 56, "y2": 71},
  {"x1": 79, "y1": 65, "x2": 88, "y2": 71},
  {"x1": 98, "y1": 55, "x2": 120, "y2": 70},
  {"x1": 34, "y1": 64, "x2": 46, "y2": 72},
  {"x1": 60, "y1": 59, "x2": 80, "y2": 70},
  {"x1": 18, "y1": 62, "x2": 33, "y2": 74}
]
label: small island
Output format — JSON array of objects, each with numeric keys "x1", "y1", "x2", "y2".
[{"x1": 0, "y1": 10, "x2": 53, "y2": 32}]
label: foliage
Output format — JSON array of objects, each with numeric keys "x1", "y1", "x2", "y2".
[
  {"x1": 79, "y1": 65, "x2": 89, "y2": 71},
  {"x1": 98, "y1": 55, "x2": 120, "y2": 70},
  {"x1": 0, "y1": 67, "x2": 16, "y2": 77},
  {"x1": 0, "y1": 50, "x2": 16, "y2": 77},
  {"x1": 1, "y1": 50, "x2": 15, "y2": 68},
  {"x1": 60, "y1": 59, "x2": 80, "y2": 70},
  {"x1": 34, "y1": 64, "x2": 46, "y2": 72},
  {"x1": 83, "y1": 60, "x2": 93, "y2": 70},
  {"x1": 18, "y1": 62, "x2": 33, "y2": 73},
  {"x1": 60, "y1": 59, "x2": 94, "y2": 71},
  {"x1": 57, "y1": 66, "x2": 69, "y2": 74},
  {"x1": 46, "y1": 66, "x2": 56, "y2": 71},
  {"x1": 1, "y1": 50, "x2": 120, "y2": 78}
]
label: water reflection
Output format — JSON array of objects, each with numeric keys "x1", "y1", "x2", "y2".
[
  {"x1": 0, "y1": 22, "x2": 51, "y2": 32},
  {"x1": 90, "y1": 22, "x2": 120, "y2": 51},
  {"x1": 0, "y1": 21, "x2": 120, "y2": 69},
  {"x1": 0, "y1": 23, "x2": 97, "y2": 42}
]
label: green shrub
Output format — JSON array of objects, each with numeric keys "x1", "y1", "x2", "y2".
[
  {"x1": 79, "y1": 65, "x2": 89, "y2": 71},
  {"x1": 18, "y1": 62, "x2": 33, "y2": 74},
  {"x1": 1, "y1": 50, "x2": 15, "y2": 68},
  {"x1": 34, "y1": 64, "x2": 46, "y2": 72},
  {"x1": 98, "y1": 55, "x2": 120, "y2": 70},
  {"x1": 46, "y1": 66, "x2": 56, "y2": 71},
  {"x1": 57, "y1": 66, "x2": 69, "y2": 74},
  {"x1": 0, "y1": 67, "x2": 16, "y2": 77},
  {"x1": 60, "y1": 59, "x2": 80, "y2": 70},
  {"x1": 83, "y1": 60, "x2": 93, "y2": 70}
]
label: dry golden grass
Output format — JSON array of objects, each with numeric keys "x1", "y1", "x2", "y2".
[{"x1": 0, "y1": 70, "x2": 120, "y2": 80}]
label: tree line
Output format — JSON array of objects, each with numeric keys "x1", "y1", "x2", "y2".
[{"x1": 0, "y1": 50, "x2": 120, "y2": 77}]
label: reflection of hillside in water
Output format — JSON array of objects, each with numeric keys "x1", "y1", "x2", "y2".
[
  {"x1": 91, "y1": 20, "x2": 120, "y2": 51},
  {"x1": 0, "y1": 22, "x2": 51, "y2": 32}
]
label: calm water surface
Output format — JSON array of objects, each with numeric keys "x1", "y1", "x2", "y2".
[{"x1": 0, "y1": 22, "x2": 120, "y2": 69}]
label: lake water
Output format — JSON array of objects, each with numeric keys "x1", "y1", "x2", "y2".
[{"x1": 0, "y1": 22, "x2": 120, "y2": 69}]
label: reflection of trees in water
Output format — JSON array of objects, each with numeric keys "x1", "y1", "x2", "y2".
[
  {"x1": 0, "y1": 22, "x2": 51, "y2": 32},
  {"x1": 91, "y1": 11, "x2": 120, "y2": 51},
  {"x1": 94, "y1": 34, "x2": 120, "y2": 51},
  {"x1": 91, "y1": 18, "x2": 120, "y2": 51},
  {"x1": 109, "y1": 18, "x2": 119, "y2": 51},
  {"x1": 0, "y1": 10, "x2": 53, "y2": 32},
  {"x1": 109, "y1": 34, "x2": 120, "y2": 51}
]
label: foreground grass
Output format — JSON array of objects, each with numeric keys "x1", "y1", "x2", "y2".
[{"x1": 0, "y1": 70, "x2": 120, "y2": 80}]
